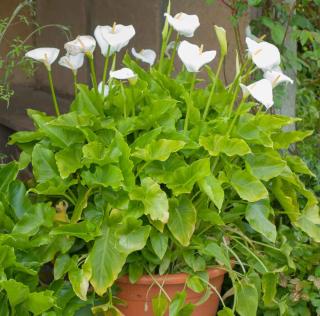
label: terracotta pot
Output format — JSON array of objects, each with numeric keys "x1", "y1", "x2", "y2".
[{"x1": 116, "y1": 267, "x2": 227, "y2": 316}]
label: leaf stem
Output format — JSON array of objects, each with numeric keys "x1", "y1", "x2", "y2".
[
  {"x1": 184, "y1": 73, "x2": 197, "y2": 131},
  {"x1": 120, "y1": 82, "x2": 127, "y2": 118},
  {"x1": 47, "y1": 70, "x2": 60, "y2": 116},
  {"x1": 73, "y1": 71, "x2": 78, "y2": 97},
  {"x1": 101, "y1": 47, "x2": 111, "y2": 95},
  {"x1": 203, "y1": 55, "x2": 224, "y2": 120}
]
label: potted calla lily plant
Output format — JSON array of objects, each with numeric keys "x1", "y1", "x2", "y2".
[{"x1": 3, "y1": 2, "x2": 319, "y2": 316}]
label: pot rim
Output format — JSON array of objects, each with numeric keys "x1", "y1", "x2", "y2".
[{"x1": 117, "y1": 266, "x2": 228, "y2": 285}]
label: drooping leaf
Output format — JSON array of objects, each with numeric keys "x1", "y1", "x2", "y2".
[
  {"x1": 236, "y1": 282, "x2": 258, "y2": 316},
  {"x1": 68, "y1": 267, "x2": 89, "y2": 301},
  {"x1": 150, "y1": 229, "x2": 168, "y2": 260},
  {"x1": 169, "y1": 291, "x2": 186, "y2": 316},
  {"x1": 272, "y1": 130, "x2": 313, "y2": 149},
  {"x1": 25, "y1": 291, "x2": 55, "y2": 315},
  {"x1": 202, "y1": 242, "x2": 231, "y2": 269},
  {"x1": 0, "y1": 279, "x2": 29, "y2": 306},
  {"x1": 54, "y1": 254, "x2": 72, "y2": 280},
  {"x1": 230, "y1": 169, "x2": 268, "y2": 202},
  {"x1": 0, "y1": 161, "x2": 19, "y2": 193},
  {"x1": 168, "y1": 196, "x2": 196, "y2": 247},
  {"x1": 262, "y1": 273, "x2": 278, "y2": 307},
  {"x1": 152, "y1": 293, "x2": 169, "y2": 316},
  {"x1": 198, "y1": 175, "x2": 224, "y2": 210},
  {"x1": 245, "y1": 200, "x2": 277, "y2": 243}
]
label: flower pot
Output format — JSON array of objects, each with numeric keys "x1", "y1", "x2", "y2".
[{"x1": 116, "y1": 267, "x2": 227, "y2": 316}]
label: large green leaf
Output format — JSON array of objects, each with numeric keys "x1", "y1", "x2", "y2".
[
  {"x1": 245, "y1": 153, "x2": 286, "y2": 181},
  {"x1": 130, "y1": 177, "x2": 169, "y2": 223},
  {"x1": 152, "y1": 293, "x2": 169, "y2": 316},
  {"x1": 133, "y1": 139, "x2": 185, "y2": 161},
  {"x1": 0, "y1": 162, "x2": 19, "y2": 193},
  {"x1": 198, "y1": 175, "x2": 224, "y2": 210},
  {"x1": 81, "y1": 165, "x2": 123, "y2": 189},
  {"x1": 262, "y1": 273, "x2": 278, "y2": 306},
  {"x1": 32, "y1": 144, "x2": 59, "y2": 183},
  {"x1": 230, "y1": 169, "x2": 268, "y2": 202},
  {"x1": 68, "y1": 267, "x2": 89, "y2": 301},
  {"x1": 150, "y1": 229, "x2": 168, "y2": 259},
  {"x1": 25, "y1": 291, "x2": 55, "y2": 315},
  {"x1": 0, "y1": 245, "x2": 16, "y2": 269},
  {"x1": 245, "y1": 200, "x2": 277, "y2": 242},
  {"x1": 0, "y1": 279, "x2": 29, "y2": 306},
  {"x1": 8, "y1": 180, "x2": 32, "y2": 219},
  {"x1": 272, "y1": 130, "x2": 313, "y2": 149},
  {"x1": 165, "y1": 158, "x2": 211, "y2": 195},
  {"x1": 236, "y1": 282, "x2": 258, "y2": 316},
  {"x1": 167, "y1": 197, "x2": 196, "y2": 247},
  {"x1": 84, "y1": 223, "x2": 149, "y2": 296},
  {"x1": 285, "y1": 155, "x2": 315, "y2": 177},
  {"x1": 55, "y1": 144, "x2": 82, "y2": 178},
  {"x1": 200, "y1": 134, "x2": 251, "y2": 157}
]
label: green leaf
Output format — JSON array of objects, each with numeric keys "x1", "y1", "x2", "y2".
[
  {"x1": 25, "y1": 291, "x2": 55, "y2": 315},
  {"x1": 0, "y1": 246, "x2": 16, "y2": 269},
  {"x1": 202, "y1": 242, "x2": 231, "y2": 269},
  {"x1": 133, "y1": 139, "x2": 185, "y2": 161},
  {"x1": 245, "y1": 153, "x2": 286, "y2": 181},
  {"x1": 272, "y1": 130, "x2": 313, "y2": 149},
  {"x1": 168, "y1": 196, "x2": 196, "y2": 247},
  {"x1": 128, "y1": 262, "x2": 144, "y2": 283},
  {"x1": 262, "y1": 273, "x2": 278, "y2": 307},
  {"x1": 50, "y1": 221, "x2": 97, "y2": 242},
  {"x1": 218, "y1": 307, "x2": 234, "y2": 316},
  {"x1": 165, "y1": 158, "x2": 211, "y2": 195},
  {"x1": 130, "y1": 177, "x2": 169, "y2": 223},
  {"x1": 200, "y1": 135, "x2": 251, "y2": 157},
  {"x1": 152, "y1": 293, "x2": 169, "y2": 316},
  {"x1": 55, "y1": 144, "x2": 82, "y2": 178},
  {"x1": 245, "y1": 201, "x2": 277, "y2": 242},
  {"x1": 8, "y1": 180, "x2": 32, "y2": 219},
  {"x1": 54, "y1": 254, "x2": 72, "y2": 280},
  {"x1": 0, "y1": 279, "x2": 29, "y2": 306},
  {"x1": 0, "y1": 161, "x2": 19, "y2": 193},
  {"x1": 236, "y1": 282, "x2": 258, "y2": 316},
  {"x1": 248, "y1": 0, "x2": 262, "y2": 6},
  {"x1": 230, "y1": 169, "x2": 268, "y2": 202},
  {"x1": 81, "y1": 164, "x2": 123, "y2": 189},
  {"x1": 296, "y1": 208, "x2": 320, "y2": 242},
  {"x1": 69, "y1": 267, "x2": 89, "y2": 301},
  {"x1": 285, "y1": 155, "x2": 315, "y2": 177},
  {"x1": 198, "y1": 175, "x2": 224, "y2": 210},
  {"x1": 32, "y1": 144, "x2": 59, "y2": 183},
  {"x1": 150, "y1": 229, "x2": 168, "y2": 259},
  {"x1": 13, "y1": 202, "x2": 55, "y2": 236},
  {"x1": 186, "y1": 274, "x2": 206, "y2": 293},
  {"x1": 169, "y1": 291, "x2": 186, "y2": 316}
]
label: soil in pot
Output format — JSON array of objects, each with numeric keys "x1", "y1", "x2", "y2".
[{"x1": 116, "y1": 267, "x2": 227, "y2": 316}]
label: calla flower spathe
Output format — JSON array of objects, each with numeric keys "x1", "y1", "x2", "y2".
[
  {"x1": 164, "y1": 12, "x2": 200, "y2": 37},
  {"x1": 98, "y1": 81, "x2": 110, "y2": 97},
  {"x1": 25, "y1": 48, "x2": 60, "y2": 70},
  {"x1": 178, "y1": 40, "x2": 216, "y2": 72},
  {"x1": 131, "y1": 48, "x2": 156, "y2": 66},
  {"x1": 58, "y1": 53, "x2": 84, "y2": 72},
  {"x1": 95, "y1": 24, "x2": 135, "y2": 55},
  {"x1": 110, "y1": 68, "x2": 136, "y2": 80},
  {"x1": 65, "y1": 36, "x2": 96, "y2": 55},
  {"x1": 246, "y1": 37, "x2": 281, "y2": 71},
  {"x1": 240, "y1": 79, "x2": 274, "y2": 109},
  {"x1": 264, "y1": 69, "x2": 293, "y2": 87},
  {"x1": 214, "y1": 25, "x2": 227, "y2": 56}
]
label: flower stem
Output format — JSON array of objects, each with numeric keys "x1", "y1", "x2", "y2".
[
  {"x1": 47, "y1": 70, "x2": 60, "y2": 116},
  {"x1": 101, "y1": 47, "x2": 111, "y2": 95},
  {"x1": 87, "y1": 54, "x2": 98, "y2": 94},
  {"x1": 227, "y1": 98, "x2": 244, "y2": 135},
  {"x1": 120, "y1": 82, "x2": 127, "y2": 118},
  {"x1": 184, "y1": 73, "x2": 196, "y2": 131},
  {"x1": 167, "y1": 33, "x2": 179, "y2": 76},
  {"x1": 158, "y1": 27, "x2": 173, "y2": 73},
  {"x1": 202, "y1": 55, "x2": 224, "y2": 120},
  {"x1": 73, "y1": 71, "x2": 78, "y2": 97}
]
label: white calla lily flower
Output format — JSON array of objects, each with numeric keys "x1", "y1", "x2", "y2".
[
  {"x1": 25, "y1": 47, "x2": 59, "y2": 70},
  {"x1": 110, "y1": 67, "x2": 136, "y2": 80},
  {"x1": 95, "y1": 23, "x2": 135, "y2": 54},
  {"x1": 246, "y1": 37, "x2": 281, "y2": 71},
  {"x1": 58, "y1": 53, "x2": 84, "y2": 72},
  {"x1": 131, "y1": 48, "x2": 156, "y2": 66},
  {"x1": 178, "y1": 40, "x2": 216, "y2": 72},
  {"x1": 98, "y1": 81, "x2": 110, "y2": 97},
  {"x1": 65, "y1": 35, "x2": 96, "y2": 55},
  {"x1": 164, "y1": 12, "x2": 200, "y2": 37},
  {"x1": 240, "y1": 79, "x2": 274, "y2": 109},
  {"x1": 263, "y1": 69, "x2": 293, "y2": 87}
]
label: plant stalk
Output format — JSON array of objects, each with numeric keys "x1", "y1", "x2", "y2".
[
  {"x1": 73, "y1": 71, "x2": 78, "y2": 97},
  {"x1": 87, "y1": 54, "x2": 98, "y2": 94},
  {"x1": 101, "y1": 47, "x2": 111, "y2": 95},
  {"x1": 184, "y1": 73, "x2": 196, "y2": 131},
  {"x1": 167, "y1": 33, "x2": 179, "y2": 76},
  {"x1": 47, "y1": 70, "x2": 60, "y2": 116}
]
